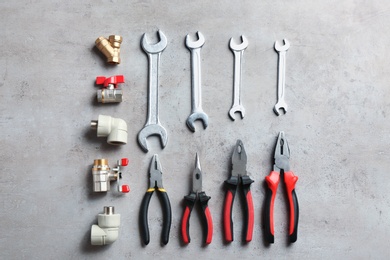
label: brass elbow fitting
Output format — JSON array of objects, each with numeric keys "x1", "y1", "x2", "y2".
[{"x1": 95, "y1": 35, "x2": 123, "y2": 64}]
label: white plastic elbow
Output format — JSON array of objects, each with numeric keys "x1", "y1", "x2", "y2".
[
  {"x1": 91, "y1": 206, "x2": 120, "y2": 245},
  {"x1": 91, "y1": 115, "x2": 127, "y2": 145}
]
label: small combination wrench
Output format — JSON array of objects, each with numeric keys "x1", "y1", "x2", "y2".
[
  {"x1": 229, "y1": 35, "x2": 248, "y2": 121},
  {"x1": 185, "y1": 31, "x2": 209, "y2": 132},
  {"x1": 274, "y1": 39, "x2": 290, "y2": 116},
  {"x1": 137, "y1": 30, "x2": 168, "y2": 152}
]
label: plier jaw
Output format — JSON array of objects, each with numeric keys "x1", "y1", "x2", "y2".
[
  {"x1": 273, "y1": 131, "x2": 291, "y2": 172},
  {"x1": 149, "y1": 154, "x2": 164, "y2": 190}
]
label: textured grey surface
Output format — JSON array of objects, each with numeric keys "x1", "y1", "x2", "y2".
[{"x1": 1, "y1": 0, "x2": 390, "y2": 259}]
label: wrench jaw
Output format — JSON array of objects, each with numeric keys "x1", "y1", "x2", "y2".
[
  {"x1": 186, "y1": 112, "x2": 209, "y2": 132},
  {"x1": 273, "y1": 102, "x2": 288, "y2": 116},
  {"x1": 185, "y1": 31, "x2": 205, "y2": 49},
  {"x1": 228, "y1": 105, "x2": 246, "y2": 121},
  {"x1": 229, "y1": 35, "x2": 249, "y2": 51},
  {"x1": 141, "y1": 30, "x2": 168, "y2": 54},
  {"x1": 274, "y1": 39, "x2": 290, "y2": 52},
  {"x1": 137, "y1": 124, "x2": 168, "y2": 153}
]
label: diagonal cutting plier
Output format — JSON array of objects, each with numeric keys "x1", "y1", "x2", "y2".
[
  {"x1": 264, "y1": 131, "x2": 299, "y2": 243},
  {"x1": 139, "y1": 154, "x2": 172, "y2": 245},
  {"x1": 223, "y1": 140, "x2": 255, "y2": 242},
  {"x1": 181, "y1": 153, "x2": 213, "y2": 245}
]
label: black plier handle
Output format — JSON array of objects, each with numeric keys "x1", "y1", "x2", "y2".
[{"x1": 140, "y1": 187, "x2": 172, "y2": 245}]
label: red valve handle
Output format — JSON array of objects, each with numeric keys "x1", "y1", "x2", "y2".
[
  {"x1": 96, "y1": 75, "x2": 125, "y2": 87},
  {"x1": 121, "y1": 158, "x2": 129, "y2": 166},
  {"x1": 120, "y1": 185, "x2": 130, "y2": 193}
]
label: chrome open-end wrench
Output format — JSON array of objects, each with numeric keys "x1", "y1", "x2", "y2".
[
  {"x1": 137, "y1": 30, "x2": 168, "y2": 152},
  {"x1": 274, "y1": 39, "x2": 290, "y2": 116},
  {"x1": 229, "y1": 35, "x2": 248, "y2": 121},
  {"x1": 185, "y1": 31, "x2": 208, "y2": 132}
]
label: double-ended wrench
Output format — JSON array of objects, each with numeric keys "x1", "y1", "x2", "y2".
[
  {"x1": 185, "y1": 31, "x2": 209, "y2": 132},
  {"x1": 137, "y1": 30, "x2": 168, "y2": 152},
  {"x1": 229, "y1": 35, "x2": 248, "y2": 120},
  {"x1": 274, "y1": 39, "x2": 290, "y2": 116}
]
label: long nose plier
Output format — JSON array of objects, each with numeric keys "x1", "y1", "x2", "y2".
[
  {"x1": 181, "y1": 153, "x2": 213, "y2": 245},
  {"x1": 223, "y1": 140, "x2": 255, "y2": 242},
  {"x1": 264, "y1": 131, "x2": 299, "y2": 243},
  {"x1": 139, "y1": 154, "x2": 172, "y2": 245}
]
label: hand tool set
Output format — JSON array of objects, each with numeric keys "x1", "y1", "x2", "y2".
[{"x1": 86, "y1": 31, "x2": 299, "y2": 247}]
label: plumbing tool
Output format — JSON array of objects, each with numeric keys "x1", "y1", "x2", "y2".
[
  {"x1": 274, "y1": 39, "x2": 290, "y2": 116},
  {"x1": 229, "y1": 35, "x2": 248, "y2": 120},
  {"x1": 91, "y1": 206, "x2": 121, "y2": 245},
  {"x1": 223, "y1": 140, "x2": 254, "y2": 242},
  {"x1": 264, "y1": 131, "x2": 299, "y2": 243},
  {"x1": 181, "y1": 153, "x2": 213, "y2": 245},
  {"x1": 96, "y1": 75, "x2": 124, "y2": 103},
  {"x1": 185, "y1": 31, "x2": 208, "y2": 132},
  {"x1": 139, "y1": 154, "x2": 172, "y2": 245},
  {"x1": 137, "y1": 30, "x2": 168, "y2": 153},
  {"x1": 91, "y1": 115, "x2": 127, "y2": 145},
  {"x1": 95, "y1": 35, "x2": 122, "y2": 64},
  {"x1": 92, "y1": 158, "x2": 130, "y2": 193}
]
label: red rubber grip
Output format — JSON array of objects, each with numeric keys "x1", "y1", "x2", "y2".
[
  {"x1": 245, "y1": 191, "x2": 254, "y2": 242},
  {"x1": 223, "y1": 190, "x2": 234, "y2": 242},
  {"x1": 284, "y1": 171, "x2": 298, "y2": 235},
  {"x1": 181, "y1": 206, "x2": 191, "y2": 244},
  {"x1": 204, "y1": 206, "x2": 213, "y2": 244},
  {"x1": 265, "y1": 171, "x2": 280, "y2": 236}
]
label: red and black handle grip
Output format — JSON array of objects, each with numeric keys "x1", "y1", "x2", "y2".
[
  {"x1": 284, "y1": 171, "x2": 299, "y2": 243},
  {"x1": 264, "y1": 171, "x2": 299, "y2": 243},
  {"x1": 139, "y1": 188, "x2": 172, "y2": 245},
  {"x1": 241, "y1": 175, "x2": 255, "y2": 242},
  {"x1": 181, "y1": 191, "x2": 213, "y2": 244},
  {"x1": 223, "y1": 176, "x2": 238, "y2": 242}
]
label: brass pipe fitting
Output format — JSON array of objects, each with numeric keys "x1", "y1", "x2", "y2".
[{"x1": 95, "y1": 35, "x2": 123, "y2": 64}]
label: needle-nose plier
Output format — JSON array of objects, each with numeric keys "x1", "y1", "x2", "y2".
[
  {"x1": 223, "y1": 140, "x2": 255, "y2": 242},
  {"x1": 181, "y1": 153, "x2": 213, "y2": 245},
  {"x1": 264, "y1": 131, "x2": 299, "y2": 243},
  {"x1": 139, "y1": 154, "x2": 172, "y2": 245}
]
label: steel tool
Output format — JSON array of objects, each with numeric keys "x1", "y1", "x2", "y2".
[
  {"x1": 181, "y1": 153, "x2": 213, "y2": 245},
  {"x1": 229, "y1": 35, "x2": 248, "y2": 120},
  {"x1": 223, "y1": 140, "x2": 254, "y2": 242},
  {"x1": 137, "y1": 30, "x2": 168, "y2": 152},
  {"x1": 264, "y1": 131, "x2": 299, "y2": 243},
  {"x1": 139, "y1": 154, "x2": 172, "y2": 245},
  {"x1": 274, "y1": 39, "x2": 290, "y2": 116},
  {"x1": 185, "y1": 31, "x2": 208, "y2": 132}
]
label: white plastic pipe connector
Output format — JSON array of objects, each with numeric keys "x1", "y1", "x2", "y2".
[
  {"x1": 91, "y1": 115, "x2": 127, "y2": 145},
  {"x1": 91, "y1": 206, "x2": 120, "y2": 245}
]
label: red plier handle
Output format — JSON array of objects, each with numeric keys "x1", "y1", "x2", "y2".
[
  {"x1": 223, "y1": 176, "x2": 254, "y2": 242},
  {"x1": 181, "y1": 192, "x2": 213, "y2": 244},
  {"x1": 264, "y1": 171, "x2": 299, "y2": 243}
]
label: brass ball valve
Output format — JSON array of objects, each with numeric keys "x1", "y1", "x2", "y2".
[
  {"x1": 92, "y1": 158, "x2": 130, "y2": 193},
  {"x1": 96, "y1": 75, "x2": 124, "y2": 103}
]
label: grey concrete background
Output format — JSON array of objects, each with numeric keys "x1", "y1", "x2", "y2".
[{"x1": 1, "y1": 0, "x2": 389, "y2": 259}]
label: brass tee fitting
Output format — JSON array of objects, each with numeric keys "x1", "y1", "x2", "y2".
[{"x1": 95, "y1": 35, "x2": 122, "y2": 64}]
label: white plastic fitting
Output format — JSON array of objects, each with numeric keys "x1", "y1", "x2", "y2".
[
  {"x1": 91, "y1": 206, "x2": 120, "y2": 245},
  {"x1": 91, "y1": 115, "x2": 127, "y2": 145}
]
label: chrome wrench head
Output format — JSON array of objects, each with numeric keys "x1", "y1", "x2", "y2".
[
  {"x1": 138, "y1": 30, "x2": 168, "y2": 152},
  {"x1": 274, "y1": 39, "x2": 290, "y2": 116},
  {"x1": 141, "y1": 30, "x2": 167, "y2": 54},
  {"x1": 186, "y1": 112, "x2": 209, "y2": 132},
  {"x1": 185, "y1": 31, "x2": 205, "y2": 49},
  {"x1": 138, "y1": 124, "x2": 168, "y2": 153},
  {"x1": 274, "y1": 39, "x2": 290, "y2": 52},
  {"x1": 229, "y1": 105, "x2": 245, "y2": 120},
  {"x1": 229, "y1": 35, "x2": 248, "y2": 51}
]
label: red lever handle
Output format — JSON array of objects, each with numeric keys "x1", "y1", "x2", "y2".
[
  {"x1": 121, "y1": 158, "x2": 129, "y2": 166},
  {"x1": 96, "y1": 75, "x2": 125, "y2": 87}
]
